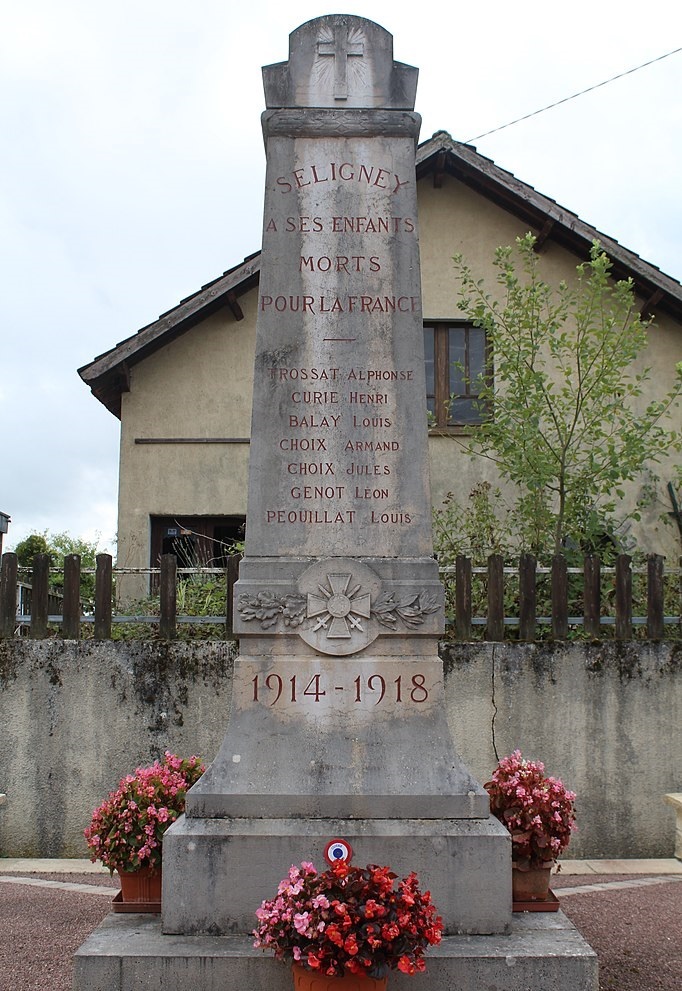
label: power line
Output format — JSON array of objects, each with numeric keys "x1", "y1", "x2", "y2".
[{"x1": 467, "y1": 46, "x2": 682, "y2": 143}]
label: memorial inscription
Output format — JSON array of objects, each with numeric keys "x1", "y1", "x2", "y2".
[
  {"x1": 248, "y1": 135, "x2": 427, "y2": 558},
  {"x1": 243, "y1": 660, "x2": 438, "y2": 714}
]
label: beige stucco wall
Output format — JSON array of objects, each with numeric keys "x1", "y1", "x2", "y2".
[
  {"x1": 115, "y1": 173, "x2": 681, "y2": 582},
  {"x1": 1, "y1": 639, "x2": 680, "y2": 859},
  {"x1": 116, "y1": 294, "x2": 258, "y2": 596}
]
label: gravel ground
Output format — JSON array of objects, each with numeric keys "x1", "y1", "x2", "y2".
[
  {"x1": 0, "y1": 873, "x2": 115, "y2": 991},
  {"x1": 556, "y1": 876, "x2": 682, "y2": 991},
  {"x1": 0, "y1": 871, "x2": 680, "y2": 991}
]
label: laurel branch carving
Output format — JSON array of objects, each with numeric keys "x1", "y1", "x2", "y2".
[
  {"x1": 238, "y1": 588, "x2": 439, "y2": 632},
  {"x1": 237, "y1": 592, "x2": 307, "y2": 629},
  {"x1": 370, "y1": 591, "x2": 440, "y2": 629}
]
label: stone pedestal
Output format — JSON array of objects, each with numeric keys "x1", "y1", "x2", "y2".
[
  {"x1": 162, "y1": 815, "x2": 512, "y2": 937},
  {"x1": 162, "y1": 638, "x2": 512, "y2": 936}
]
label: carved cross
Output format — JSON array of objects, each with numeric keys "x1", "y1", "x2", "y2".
[{"x1": 317, "y1": 23, "x2": 364, "y2": 100}]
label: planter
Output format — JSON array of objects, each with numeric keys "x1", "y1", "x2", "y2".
[
  {"x1": 512, "y1": 863, "x2": 553, "y2": 903},
  {"x1": 292, "y1": 964, "x2": 388, "y2": 991},
  {"x1": 114, "y1": 867, "x2": 162, "y2": 913}
]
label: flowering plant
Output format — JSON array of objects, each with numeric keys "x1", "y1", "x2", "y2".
[
  {"x1": 253, "y1": 861, "x2": 443, "y2": 978},
  {"x1": 84, "y1": 752, "x2": 204, "y2": 874},
  {"x1": 484, "y1": 750, "x2": 576, "y2": 870}
]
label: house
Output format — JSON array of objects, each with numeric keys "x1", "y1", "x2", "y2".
[{"x1": 79, "y1": 131, "x2": 682, "y2": 597}]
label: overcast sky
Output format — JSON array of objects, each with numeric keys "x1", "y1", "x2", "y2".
[{"x1": 2, "y1": 1, "x2": 680, "y2": 553}]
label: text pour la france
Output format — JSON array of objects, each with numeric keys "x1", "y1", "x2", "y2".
[{"x1": 260, "y1": 295, "x2": 419, "y2": 314}]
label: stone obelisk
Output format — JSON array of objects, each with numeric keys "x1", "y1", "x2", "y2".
[
  {"x1": 162, "y1": 13, "x2": 510, "y2": 938},
  {"x1": 74, "y1": 19, "x2": 597, "y2": 991}
]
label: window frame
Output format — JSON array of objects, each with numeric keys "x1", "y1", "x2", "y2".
[{"x1": 424, "y1": 321, "x2": 490, "y2": 433}]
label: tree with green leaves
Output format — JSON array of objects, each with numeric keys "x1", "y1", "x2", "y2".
[
  {"x1": 452, "y1": 234, "x2": 681, "y2": 558},
  {"x1": 14, "y1": 530, "x2": 103, "y2": 609}
]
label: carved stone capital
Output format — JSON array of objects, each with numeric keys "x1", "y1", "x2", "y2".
[{"x1": 236, "y1": 557, "x2": 443, "y2": 655}]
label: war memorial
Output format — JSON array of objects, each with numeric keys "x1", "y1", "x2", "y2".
[{"x1": 74, "y1": 15, "x2": 597, "y2": 990}]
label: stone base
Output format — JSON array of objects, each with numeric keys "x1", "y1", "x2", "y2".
[
  {"x1": 161, "y1": 815, "x2": 512, "y2": 936},
  {"x1": 187, "y1": 653, "x2": 490, "y2": 820},
  {"x1": 74, "y1": 912, "x2": 598, "y2": 991}
]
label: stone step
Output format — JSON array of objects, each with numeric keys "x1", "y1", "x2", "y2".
[{"x1": 74, "y1": 911, "x2": 598, "y2": 991}]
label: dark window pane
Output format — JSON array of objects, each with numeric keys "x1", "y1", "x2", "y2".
[
  {"x1": 423, "y1": 327, "x2": 435, "y2": 399},
  {"x1": 447, "y1": 327, "x2": 465, "y2": 395},
  {"x1": 469, "y1": 327, "x2": 486, "y2": 388},
  {"x1": 447, "y1": 397, "x2": 480, "y2": 424}
]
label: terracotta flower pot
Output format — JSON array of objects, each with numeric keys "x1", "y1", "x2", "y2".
[
  {"x1": 511, "y1": 863, "x2": 553, "y2": 902},
  {"x1": 117, "y1": 866, "x2": 162, "y2": 905},
  {"x1": 292, "y1": 963, "x2": 388, "y2": 991}
]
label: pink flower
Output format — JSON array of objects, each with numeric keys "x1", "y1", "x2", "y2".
[
  {"x1": 84, "y1": 753, "x2": 204, "y2": 873},
  {"x1": 484, "y1": 751, "x2": 576, "y2": 868}
]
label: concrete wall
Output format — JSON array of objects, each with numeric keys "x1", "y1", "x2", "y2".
[{"x1": 1, "y1": 639, "x2": 679, "y2": 860}]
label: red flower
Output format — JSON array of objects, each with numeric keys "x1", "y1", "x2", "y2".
[
  {"x1": 343, "y1": 934, "x2": 359, "y2": 956},
  {"x1": 397, "y1": 956, "x2": 417, "y2": 974},
  {"x1": 326, "y1": 923, "x2": 343, "y2": 946}
]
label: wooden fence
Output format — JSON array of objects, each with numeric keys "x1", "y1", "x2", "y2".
[
  {"x1": 16, "y1": 580, "x2": 65, "y2": 634},
  {"x1": 441, "y1": 553, "x2": 679, "y2": 641},
  {"x1": 0, "y1": 551, "x2": 679, "y2": 642}
]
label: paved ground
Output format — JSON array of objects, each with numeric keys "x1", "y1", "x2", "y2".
[{"x1": 1, "y1": 859, "x2": 681, "y2": 991}]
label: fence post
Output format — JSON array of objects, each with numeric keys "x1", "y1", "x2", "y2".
[
  {"x1": 159, "y1": 554, "x2": 177, "y2": 640},
  {"x1": 646, "y1": 553, "x2": 664, "y2": 641},
  {"x1": 455, "y1": 555, "x2": 472, "y2": 641},
  {"x1": 615, "y1": 554, "x2": 632, "y2": 640},
  {"x1": 551, "y1": 554, "x2": 568, "y2": 639},
  {"x1": 30, "y1": 553, "x2": 50, "y2": 639},
  {"x1": 583, "y1": 555, "x2": 601, "y2": 638},
  {"x1": 487, "y1": 554, "x2": 504, "y2": 641},
  {"x1": 225, "y1": 553, "x2": 241, "y2": 639},
  {"x1": 518, "y1": 554, "x2": 536, "y2": 642},
  {"x1": 95, "y1": 554, "x2": 113, "y2": 640},
  {"x1": 0, "y1": 553, "x2": 18, "y2": 638},
  {"x1": 62, "y1": 554, "x2": 81, "y2": 639}
]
